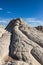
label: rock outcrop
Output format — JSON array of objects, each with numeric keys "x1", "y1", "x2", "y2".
[
  {"x1": 0, "y1": 18, "x2": 43, "y2": 65},
  {"x1": 0, "y1": 29, "x2": 11, "y2": 65},
  {"x1": 35, "y1": 26, "x2": 43, "y2": 32}
]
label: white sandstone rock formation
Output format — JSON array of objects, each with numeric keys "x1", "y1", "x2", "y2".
[{"x1": 0, "y1": 18, "x2": 43, "y2": 65}]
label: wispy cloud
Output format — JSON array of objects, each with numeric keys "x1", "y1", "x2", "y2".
[
  {"x1": 0, "y1": 18, "x2": 12, "y2": 27},
  {"x1": 24, "y1": 18, "x2": 43, "y2": 26},
  {"x1": 7, "y1": 11, "x2": 11, "y2": 13},
  {"x1": 0, "y1": 8, "x2": 3, "y2": 10},
  {"x1": 0, "y1": 7, "x2": 12, "y2": 14},
  {"x1": 0, "y1": 19, "x2": 10, "y2": 23},
  {"x1": 0, "y1": 18, "x2": 43, "y2": 27}
]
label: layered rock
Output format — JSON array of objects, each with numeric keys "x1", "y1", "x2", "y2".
[
  {"x1": 0, "y1": 18, "x2": 43, "y2": 65},
  {"x1": 6, "y1": 18, "x2": 43, "y2": 47},
  {"x1": 31, "y1": 47, "x2": 43, "y2": 65},
  {"x1": 0, "y1": 30, "x2": 11, "y2": 65},
  {"x1": 5, "y1": 18, "x2": 43, "y2": 65}
]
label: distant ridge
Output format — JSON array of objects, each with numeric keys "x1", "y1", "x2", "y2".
[{"x1": 35, "y1": 26, "x2": 43, "y2": 32}]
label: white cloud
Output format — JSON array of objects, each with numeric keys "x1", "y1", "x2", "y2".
[
  {"x1": 0, "y1": 18, "x2": 12, "y2": 27},
  {"x1": 0, "y1": 18, "x2": 43, "y2": 27},
  {"x1": 24, "y1": 18, "x2": 43, "y2": 26},
  {"x1": 0, "y1": 19, "x2": 10, "y2": 23},
  {"x1": 0, "y1": 8, "x2": 3, "y2": 10},
  {"x1": 24, "y1": 18, "x2": 41, "y2": 22}
]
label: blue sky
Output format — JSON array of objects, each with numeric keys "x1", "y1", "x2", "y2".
[{"x1": 0, "y1": 0, "x2": 43, "y2": 27}]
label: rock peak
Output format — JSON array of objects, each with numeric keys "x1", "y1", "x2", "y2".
[
  {"x1": 5, "y1": 18, "x2": 28, "y2": 32},
  {"x1": 0, "y1": 18, "x2": 43, "y2": 65}
]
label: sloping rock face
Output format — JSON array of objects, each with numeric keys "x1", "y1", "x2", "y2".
[
  {"x1": 0, "y1": 28, "x2": 11, "y2": 65},
  {"x1": 5, "y1": 18, "x2": 43, "y2": 65},
  {"x1": 35, "y1": 26, "x2": 43, "y2": 32},
  {"x1": 0, "y1": 18, "x2": 43, "y2": 65}
]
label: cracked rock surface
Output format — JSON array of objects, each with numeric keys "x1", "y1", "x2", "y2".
[{"x1": 0, "y1": 18, "x2": 43, "y2": 65}]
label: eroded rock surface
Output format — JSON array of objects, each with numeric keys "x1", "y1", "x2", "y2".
[
  {"x1": 0, "y1": 18, "x2": 43, "y2": 65},
  {"x1": 0, "y1": 30, "x2": 11, "y2": 65}
]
